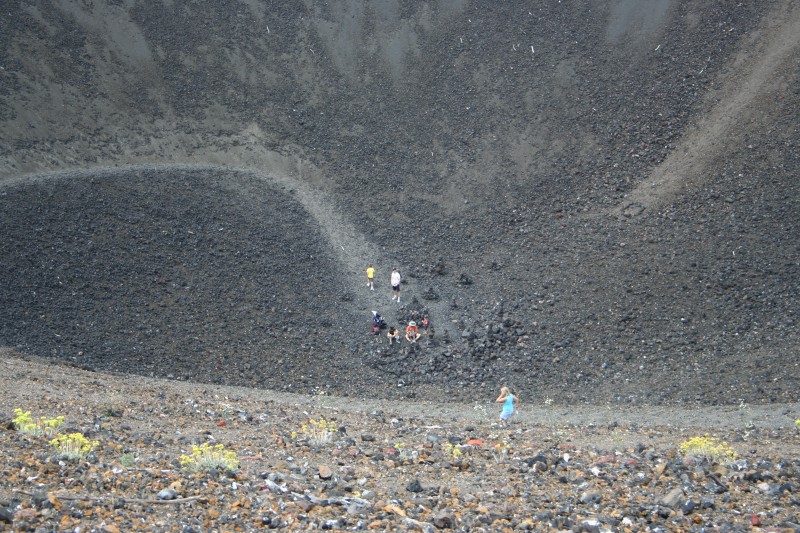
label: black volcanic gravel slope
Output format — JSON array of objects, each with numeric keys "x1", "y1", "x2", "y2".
[
  {"x1": 0, "y1": 168, "x2": 394, "y2": 397},
  {"x1": 0, "y1": 1, "x2": 798, "y2": 406}
]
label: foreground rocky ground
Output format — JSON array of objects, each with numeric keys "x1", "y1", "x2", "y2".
[{"x1": 1, "y1": 350, "x2": 799, "y2": 532}]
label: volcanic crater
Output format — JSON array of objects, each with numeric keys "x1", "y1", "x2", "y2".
[{"x1": 1, "y1": 0, "x2": 799, "y2": 407}]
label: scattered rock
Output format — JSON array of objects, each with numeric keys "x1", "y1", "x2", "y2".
[
  {"x1": 406, "y1": 479, "x2": 424, "y2": 493},
  {"x1": 433, "y1": 510, "x2": 455, "y2": 529},
  {"x1": 660, "y1": 487, "x2": 684, "y2": 507},
  {"x1": 422, "y1": 288, "x2": 440, "y2": 301},
  {"x1": 579, "y1": 491, "x2": 602, "y2": 504},
  {"x1": 318, "y1": 464, "x2": 333, "y2": 480},
  {"x1": 156, "y1": 489, "x2": 177, "y2": 500},
  {"x1": 295, "y1": 499, "x2": 314, "y2": 512},
  {"x1": 681, "y1": 499, "x2": 698, "y2": 515}
]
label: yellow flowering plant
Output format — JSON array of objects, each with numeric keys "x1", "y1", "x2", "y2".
[
  {"x1": 50, "y1": 433, "x2": 99, "y2": 460},
  {"x1": 292, "y1": 417, "x2": 338, "y2": 447},
  {"x1": 679, "y1": 435, "x2": 738, "y2": 465},
  {"x1": 13, "y1": 408, "x2": 65, "y2": 439},
  {"x1": 392, "y1": 442, "x2": 419, "y2": 463},
  {"x1": 442, "y1": 442, "x2": 463, "y2": 459},
  {"x1": 180, "y1": 442, "x2": 239, "y2": 472}
]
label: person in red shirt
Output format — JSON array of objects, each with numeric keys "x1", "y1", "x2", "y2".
[{"x1": 405, "y1": 321, "x2": 420, "y2": 343}]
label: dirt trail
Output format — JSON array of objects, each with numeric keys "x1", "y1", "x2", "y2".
[
  {"x1": 0, "y1": 140, "x2": 456, "y2": 336},
  {"x1": 2, "y1": 350, "x2": 798, "y2": 442},
  {"x1": 614, "y1": 0, "x2": 800, "y2": 215},
  {"x1": 259, "y1": 161, "x2": 456, "y2": 336}
]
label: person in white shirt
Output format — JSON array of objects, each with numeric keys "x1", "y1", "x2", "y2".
[{"x1": 390, "y1": 268, "x2": 402, "y2": 303}]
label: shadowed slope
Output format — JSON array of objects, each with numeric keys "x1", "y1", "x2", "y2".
[{"x1": 0, "y1": 167, "x2": 390, "y2": 395}]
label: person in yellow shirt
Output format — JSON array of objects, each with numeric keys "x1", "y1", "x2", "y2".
[{"x1": 366, "y1": 264, "x2": 375, "y2": 290}]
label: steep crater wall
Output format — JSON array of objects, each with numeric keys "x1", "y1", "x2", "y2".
[
  {"x1": 0, "y1": 167, "x2": 394, "y2": 396},
  {"x1": 1, "y1": 1, "x2": 798, "y2": 406}
]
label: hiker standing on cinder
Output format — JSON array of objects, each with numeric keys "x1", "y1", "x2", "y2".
[
  {"x1": 366, "y1": 264, "x2": 375, "y2": 290},
  {"x1": 495, "y1": 386, "x2": 518, "y2": 425},
  {"x1": 390, "y1": 268, "x2": 402, "y2": 303}
]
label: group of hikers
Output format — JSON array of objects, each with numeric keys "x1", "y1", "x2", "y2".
[
  {"x1": 366, "y1": 263, "x2": 432, "y2": 345},
  {"x1": 371, "y1": 310, "x2": 431, "y2": 345},
  {"x1": 365, "y1": 263, "x2": 518, "y2": 424}
]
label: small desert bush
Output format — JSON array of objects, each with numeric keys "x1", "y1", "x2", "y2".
[
  {"x1": 50, "y1": 433, "x2": 99, "y2": 460},
  {"x1": 442, "y1": 442, "x2": 463, "y2": 459},
  {"x1": 393, "y1": 442, "x2": 419, "y2": 464},
  {"x1": 472, "y1": 403, "x2": 491, "y2": 423},
  {"x1": 292, "y1": 417, "x2": 338, "y2": 447},
  {"x1": 180, "y1": 442, "x2": 239, "y2": 473},
  {"x1": 679, "y1": 435, "x2": 738, "y2": 465},
  {"x1": 492, "y1": 439, "x2": 511, "y2": 463},
  {"x1": 13, "y1": 408, "x2": 65, "y2": 439}
]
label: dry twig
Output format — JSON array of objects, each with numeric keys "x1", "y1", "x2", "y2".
[{"x1": 14, "y1": 489, "x2": 206, "y2": 506}]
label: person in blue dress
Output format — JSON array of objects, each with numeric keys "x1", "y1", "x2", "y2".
[{"x1": 495, "y1": 386, "x2": 517, "y2": 425}]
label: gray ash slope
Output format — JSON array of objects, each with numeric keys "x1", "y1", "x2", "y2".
[
  {"x1": 0, "y1": 168, "x2": 389, "y2": 395},
  {"x1": 0, "y1": 1, "x2": 798, "y2": 405}
]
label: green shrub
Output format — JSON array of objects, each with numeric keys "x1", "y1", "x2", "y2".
[{"x1": 119, "y1": 453, "x2": 135, "y2": 468}]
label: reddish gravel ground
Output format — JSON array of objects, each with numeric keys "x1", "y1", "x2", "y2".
[{"x1": 1, "y1": 350, "x2": 799, "y2": 531}]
